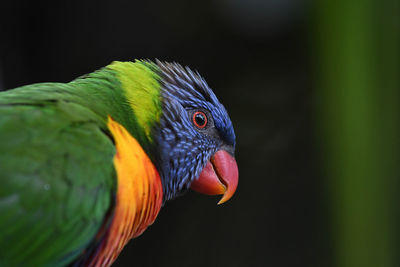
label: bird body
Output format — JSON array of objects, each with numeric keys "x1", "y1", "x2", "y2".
[{"x1": 0, "y1": 60, "x2": 238, "y2": 266}]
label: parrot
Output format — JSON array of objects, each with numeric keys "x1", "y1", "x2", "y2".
[{"x1": 0, "y1": 60, "x2": 238, "y2": 267}]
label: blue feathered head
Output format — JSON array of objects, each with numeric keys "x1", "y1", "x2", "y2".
[{"x1": 153, "y1": 61, "x2": 238, "y2": 203}]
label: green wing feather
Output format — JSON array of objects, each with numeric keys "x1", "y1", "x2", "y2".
[
  {"x1": 0, "y1": 83, "x2": 116, "y2": 266},
  {"x1": 0, "y1": 61, "x2": 162, "y2": 266}
]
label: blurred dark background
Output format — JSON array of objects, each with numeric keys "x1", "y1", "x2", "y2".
[{"x1": 1, "y1": 1, "x2": 398, "y2": 267}]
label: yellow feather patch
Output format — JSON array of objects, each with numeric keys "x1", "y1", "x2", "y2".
[
  {"x1": 91, "y1": 117, "x2": 163, "y2": 267},
  {"x1": 108, "y1": 61, "x2": 161, "y2": 142}
]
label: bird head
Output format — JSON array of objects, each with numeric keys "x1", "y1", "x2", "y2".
[{"x1": 153, "y1": 61, "x2": 238, "y2": 204}]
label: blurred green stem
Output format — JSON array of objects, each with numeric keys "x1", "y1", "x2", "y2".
[{"x1": 315, "y1": 1, "x2": 399, "y2": 267}]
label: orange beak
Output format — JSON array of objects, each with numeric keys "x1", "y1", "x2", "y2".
[{"x1": 190, "y1": 150, "x2": 239, "y2": 204}]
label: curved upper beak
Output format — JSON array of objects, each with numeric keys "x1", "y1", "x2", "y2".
[{"x1": 190, "y1": 150, "x2": 239, "y2": 204}]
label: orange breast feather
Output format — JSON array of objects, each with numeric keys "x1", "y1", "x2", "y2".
[{"x1": 91, "y1": 117, "x2": 163, "y2": 267}]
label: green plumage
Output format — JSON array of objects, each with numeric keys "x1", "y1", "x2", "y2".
[{"x1": 0, "y1": 61, "x2": 161, "y2": 266}]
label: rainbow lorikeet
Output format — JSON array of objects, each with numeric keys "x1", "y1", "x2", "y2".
[{"x1": 0, "y1": 60, "x2": 238, "y2": 266}]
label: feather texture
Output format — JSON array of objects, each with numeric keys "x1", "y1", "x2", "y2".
[{"x1": 89, "y1": 117, "x2": 163, "y2": 267}]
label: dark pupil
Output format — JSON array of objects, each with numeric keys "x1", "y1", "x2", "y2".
[{"x1": 195, "y1": 113, "x2": 206, "y2": 126}]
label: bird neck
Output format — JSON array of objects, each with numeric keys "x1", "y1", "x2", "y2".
[{"x1": 69, "y1": 60, "x2": 163, "y2": 160}]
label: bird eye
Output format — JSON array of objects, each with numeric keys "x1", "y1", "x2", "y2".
[{"x1": 192, "y1": 111, "x2": 208, "y2": 129}]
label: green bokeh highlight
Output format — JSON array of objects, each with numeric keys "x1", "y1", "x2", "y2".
[{"x1": 315, "y1": 1, "x2": 399, "y2": 266}]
